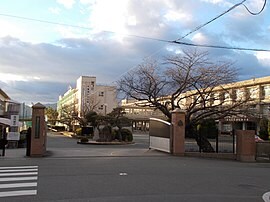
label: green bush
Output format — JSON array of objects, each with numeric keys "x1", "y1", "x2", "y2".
[
  {"x1": 75, "y1": 128, "x2": 82, "y2": 136},
  {"x1": 120, "y1": 128, "x2": 133, "y2": 142},
  {"x1": 80, "y1": 137, "x2": 89, "y2": 143},
  {"x1": 111, "y1": 129, "x2": 118, "y2": 140}
]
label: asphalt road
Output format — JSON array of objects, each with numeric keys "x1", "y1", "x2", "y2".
[{"x1": 0, "y1": 132, "x2": 269, "y2": 202}]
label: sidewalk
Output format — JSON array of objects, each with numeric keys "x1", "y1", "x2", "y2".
[{"x1": 0, "y1": 148, "x2": 26, "y2": 159}]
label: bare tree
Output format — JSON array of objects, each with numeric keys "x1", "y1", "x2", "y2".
[
  {"x1": 45, "y1": 107, "x2": 58, "y2": 125},
  {"x1": 58, "y1": 102, "x2": 78, "y2": 131},
  {"x1": 118, "y1": 49, "x2": 251, "y2": 152},
  {"x1": 81, "y1": 95, "x2": 100, "y2": 118}
]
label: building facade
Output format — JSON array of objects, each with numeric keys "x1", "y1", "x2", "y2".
[
  {"x1": 57, "y1": 76, "x2": 118, "y2": 120},
  {"x1": 121, "y1": 76, "x2": 270, "y2": 133},
  {"x1": 0, "y1": 88, "x2": 21, "y2": 140}
]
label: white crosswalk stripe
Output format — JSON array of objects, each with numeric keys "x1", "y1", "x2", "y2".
[{"x1": 0, "y1": 166, "x2": 38, "y2": 198}]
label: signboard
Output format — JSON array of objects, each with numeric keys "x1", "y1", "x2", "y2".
[
  {"x1": 10, "y1": 115, "x2": 19, "y2": 126},
  {"x1": 8, "y1": 115, "x2": 20, "y2": 140},
  {"x1": 7, "y1": 132, "x2": 20, "y2": 141}
]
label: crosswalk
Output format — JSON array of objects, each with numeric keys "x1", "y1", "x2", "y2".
[{"x1": 0, "y1": 166, "x2": 38, "y2": 198}]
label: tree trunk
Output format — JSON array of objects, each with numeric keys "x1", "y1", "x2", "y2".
[{"x1": 186, "y1": 123, "x2": 215, "y2": 153}]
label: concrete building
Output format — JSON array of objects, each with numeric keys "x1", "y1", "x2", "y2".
[
  {"x1": 0, "y1": 88, "x2": 21, "y2": 141},
  {"x1": 121, "y1": 76, "x2": 270, "y2": 133},
  {"x1": 57, "y1": 76, "x2": 117, "y2": 120}
]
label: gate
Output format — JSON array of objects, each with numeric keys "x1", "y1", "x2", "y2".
[
  {"x1": 185, "y1": 130, "x2": 236, "y2": 154},
  {"x1": 149, "y1": 118, "x2": 171, "y2": 153}
]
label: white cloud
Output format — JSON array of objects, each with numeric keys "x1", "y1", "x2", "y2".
[
  {"x1": 49, "y1": 7, "x2": 61, "y2": 15},
  {"x1": 200, "y1": 0, "x2": 224, "y2": 4},
  {"x1": 79, "y1": 0, "x2": 95, "y2": 5},
  {"x1": 0, "y1": 73, "x2": 28, "y2": 83},
  {"x1": 256, "y1": 52, "x2": 270, "y2": 66},
  {"x1": 57, "y1": 0, "x2": 75, "y2": 9},
  {"x1": 164, "y1": 10, "x2": 191, "y2": 22},
  {"x1": 0, "y1": 20, "x2": 25, "y2": 38},
  {"x1": 88, "y1": 0, "x2": 135, "y2": 40},
  {"x1": 191, "y1": 32, "x2": 208, "y2": 44}
]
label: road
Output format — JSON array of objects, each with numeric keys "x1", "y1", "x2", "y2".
[{"x1": 0, "y1": 132, "x2": 269, "y2": 202}]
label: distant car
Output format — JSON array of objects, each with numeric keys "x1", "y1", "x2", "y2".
[{"x1": 255, "y1": 135, "x2": 264, "y2": 142}]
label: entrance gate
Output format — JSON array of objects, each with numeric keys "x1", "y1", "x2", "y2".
[{"x1": 149, "y1": 118, "x2": 171, "y2": 153}]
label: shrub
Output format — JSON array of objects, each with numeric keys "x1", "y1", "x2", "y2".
[
  {"x1": 80, "y1": 137, "x2": 89, "y2": 143},
  {"x1": 259, "y1": 118, "x2": 269, "y2": 140},
  {"x1": 75, "y1": 128, "x2": 82, "y2": 136},
  {"x1": 120, "y1": 128, "x2": 133, "y2": 142}
]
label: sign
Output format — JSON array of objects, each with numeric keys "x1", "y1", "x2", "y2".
[
  {"x1": 7, "y1": 132, "x2": 20, "y2": 141},
  {"x1": 10, "y1": 115, "x2": 19, "y2": 126}
]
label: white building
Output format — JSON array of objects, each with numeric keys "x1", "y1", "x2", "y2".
[{"x1": 58, "y1": 76, "x2": 118, "y2": 118}]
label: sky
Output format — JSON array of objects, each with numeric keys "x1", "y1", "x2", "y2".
[{"x1": 0, "y1": 0, "x2": 269, "y2": 105}]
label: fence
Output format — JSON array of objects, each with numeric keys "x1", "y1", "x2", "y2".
[
  {"x1": 185, "y1": 130, "x2": 236, "y2": 153},
  {"x1": 256, "y1": 141, "x2": 270, "y2": 160}
]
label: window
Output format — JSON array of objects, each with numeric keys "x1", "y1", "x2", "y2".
[
  {"x1": 247, "y1": 87, "x2": 258, "y2": 99},
  {"x1": 99, "y1": 92, "x2": 104, "y2": 97},
  {"x1": 262, "y1": 85, "x2": 270, "y2": 99},
  {"x1": 99, "y1": 105, "x2": 104, "y2": 110},
  {"x1": 236, "y1": 89, "x2": 245, "y2": 100}
]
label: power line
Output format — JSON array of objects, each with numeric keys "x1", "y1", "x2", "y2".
[
  {"x1": 174, "y1": 0, "x2": 247, "y2": 42},
  {"x1": 0, "y1": 12, "x2": 269, "y2": 52},
  {"x1": 0, "y1": 13, "x2": 167, "y2": 43},
  {"x1": 169, "y1": 41, "x2": 270, "y2": 52},
  {"x1": 242, "y1": 0, "x2": 267, "y2": 15},
  {"x1": 174, "y1": 0, "x2": 267, "y2": 42}
]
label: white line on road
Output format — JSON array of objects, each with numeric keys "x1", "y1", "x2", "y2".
[
  {"x1": 0, "y1": 169, "x2": 38, "y2": 173},
  {"x1": 263, "y1": 191, "x2": 270, "y2": 202},
  {"x1": 0, "y1": 166, "x2": 38, "y2": 170},
  {"x1": 0, "y1": 182, "x2": 37, "y2": 189},
  {"x1": 0, "y1": 190, "x2": 37, "y2": 197},
  {"x1": 0, "y1": 177, "x2": 38, "y2": 182},
  {"x1": 0, "y1": 172, "x2": 38, "y2": 177}
]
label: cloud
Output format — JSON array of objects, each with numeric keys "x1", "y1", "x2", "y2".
[
  {"x1": 0, "y1": 19, "x2": 25, "y2": 38},
  {"x1": 256, "y1": 52, "x2": 270, "y2": 66},
  {"x1": 49, "y1": 7, "x2": 61, "y2": 15},
  {"x1": 0, "y1": 0, "x2": 269, "y2": 104},
  {"x1": 56, "y1": 0, "x2": 75, "y2": 9},
  {"x1": 1, "y1": 80, "x2": 69, "y2": 104},
  {"x1": 200, "y1": 0, "x2": 224, "y2": 4}
]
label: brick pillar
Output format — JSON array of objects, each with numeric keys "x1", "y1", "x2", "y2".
[
  {"x1": 236, "y1": 130, "x2": 256, "y2": 162},
  {"x1": 30, "y1": 103, "x2": 47, "y2": 157},
  {"x1": 171, "y1": 109, "x2": 185, "y2": 156}
]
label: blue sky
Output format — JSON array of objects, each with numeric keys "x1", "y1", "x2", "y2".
[{"x1": 0, "y1": 0, "x2": 269, "y2": 105}]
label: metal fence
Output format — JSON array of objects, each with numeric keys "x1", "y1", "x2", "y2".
[
  {"x1": 256, "y1": 142, "x2": 270, "y2": 160},
  {"x1": 185, "y1": 130, "x2": 236, "y2": 153}
]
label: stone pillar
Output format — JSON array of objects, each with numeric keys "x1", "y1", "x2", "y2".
[
  {"x1": 236, "y1": 130, "x2": 256, "y2": 162},
  {"x1": 171, "y1": 109, "x2": 185, "y2": 156},
  {"x1": 30, "y1": 103, "x2": 47, "y2": 157}
]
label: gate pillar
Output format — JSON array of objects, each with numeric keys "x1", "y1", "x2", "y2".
[
  {"x1": 171, "y1": 109, "x2": 185, "y2": 156},
  {"x1": 236, "y1": 130, "x2": 255, "y2": 162},
  {"x1": 30, "y1": 103, "x2": 47, "y2": 157}
]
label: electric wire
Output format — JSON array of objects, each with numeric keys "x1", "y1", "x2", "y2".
[
  {"x1": 0, "y1": 1, "x2": 268, "y2": 102},
  {"x1": 170, "y1": 41, "x2": 270, "y2": 52},
  {"x1": 242, "y1": 0, "x2": 267, "y2": 15},
  {"x1": 174, "y1": 0, "x2": 247, "y2": 42}
]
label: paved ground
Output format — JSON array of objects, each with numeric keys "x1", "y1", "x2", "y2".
[
  {"x1": 0, "y1": 131, "x2": 269, "y2": 202},
  {"x1": 3, "y1": 131, "x2": 168, "y2": 158}
]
